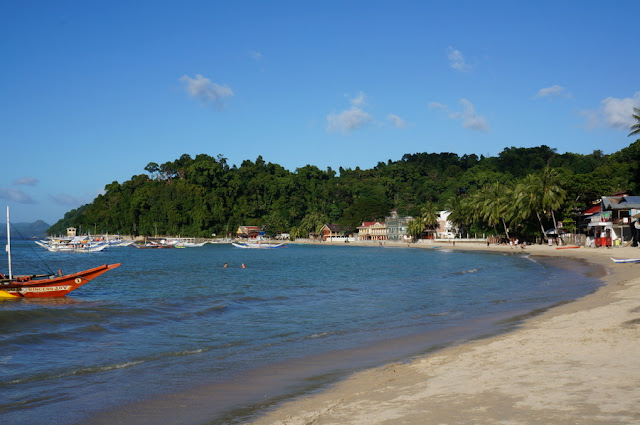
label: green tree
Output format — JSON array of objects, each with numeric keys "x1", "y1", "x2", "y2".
[
  {"x1": 629, "y1": 107, "x2": 640, "y2": 139},
  {"x1": 406, "y1": 218, "x2": 425, "y2": 242}
]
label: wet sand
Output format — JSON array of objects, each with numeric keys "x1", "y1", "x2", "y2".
[{"x1": 246, "y1": 243, "x2": 640, "y2": 425}]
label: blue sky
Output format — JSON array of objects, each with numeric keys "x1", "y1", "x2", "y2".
[{"x1": 1, "y1": 1, "x2": 639, "y2": 224}]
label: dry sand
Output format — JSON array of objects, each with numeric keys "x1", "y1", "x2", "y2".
[{"x1": 246, "y1": 243, "x2": 640, "y2": 425}]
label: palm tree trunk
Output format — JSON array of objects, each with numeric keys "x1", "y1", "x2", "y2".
[
  {"x1": 536, "y1": 211, "x2": 547, "y2": 242},
  {"x1": 551, "y1": 210, "x2": 562, "y2": 245},
  {"x1": 502, "y1": 218, "x2": 510, "y2": 240}
]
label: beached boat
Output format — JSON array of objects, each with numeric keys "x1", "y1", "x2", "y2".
[
  {"x1": 231, "y1": 241, "x2": 287, "y2": 249},
  {"x1": 2, "y1": 207, "x2": 120, "y2": 298},
  {"x1": 610, "y1": 258, "x2": 640, "y2": 263}
]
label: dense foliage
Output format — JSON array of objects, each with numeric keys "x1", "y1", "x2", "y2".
[{"x1": 48, "y1": 142, "x2": 640, "y2": 240}]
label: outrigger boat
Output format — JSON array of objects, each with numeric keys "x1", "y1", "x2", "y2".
[
  {"x1": 231, "y1": 241, "x2": 287, "y2": 249},
  {"x1": 1, "y1": 207, "x2": 120, "y2": 298},
  {"x1": 610, "y1": 258, "x2": 640, "y2": 264}
]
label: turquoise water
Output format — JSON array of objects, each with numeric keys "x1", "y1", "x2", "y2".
[{"x1": 0, "y1": 242, "x2": 601, "y2": 424}]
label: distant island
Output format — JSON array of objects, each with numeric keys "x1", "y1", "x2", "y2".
[{"x1": 1, "y1": 220, "x2": 50, "y2": 239}]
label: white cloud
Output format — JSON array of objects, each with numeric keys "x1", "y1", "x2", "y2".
[
  {"x1": 534, "y1": 85, "x2": 567, "y2": 99},
  {"x1": 455, "y1": 99, "x2": 489, "y2": 131},
  {"x1": 601, "y1": 92, "x2": 640, "y2": 129},
  {"x1": 13, "y1": 177, "x2": 39, "y2": 186},
  {"x1": 428, "y1": 102, "x2": 449, "y2": 111},
  {"x1": 581, "y1": 91, "x2": 640, "y2": 131},
  {"x1": 0, "y1": 188, "x2": 35, "y2": 203},
  {"x1": 387, "y1": 113, "x2": 406, "y2": 129},
  {"x1": 431, "y1": 99, "x2": 489, "y2": 132},
  {"x1": 447, "y1": 46, "x2": 471, "y2": 72},
  {"x1": 350, "y1": 91, "x2": 366, "y2": 107},
  {"x1": 326, "y1": 92, "x2": 373, "y2": 133},
  {"x1": 327, "y1": 108, "x2": 372, "y2": 133},
  {"x1": 179, "y1": 74, "x2": 233, "y2": 109}
]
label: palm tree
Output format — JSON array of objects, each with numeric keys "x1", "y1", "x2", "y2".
[
  {"x1": 539, "y1": 167, "x2": 567, "y2": 235},
  {"x1": 420, "y1": 201, "x2": 439, "y2": 238},
  {"x1": 630, "y1": 107, "x2": 640, "y2": 139},
  {"x1": 476, "y1": 182, "x2": 513, "y2": 240},
  {"x1": 515, "y1": 169, "x2": 566, "y2": 242},
  {"x1": 445, "y1": 196, "x2": 470, "y2": 236},
  {"x1": 515, "y1": 174, "x2": 546, "y2": 240},
  {"x1": 406, "y1": 218, "x2": 425, "y2": 242}
]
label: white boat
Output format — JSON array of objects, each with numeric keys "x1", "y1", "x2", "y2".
[
  {"x1": 36, "y1": 236, "x2": 109, "y2": 252},
  {"x1": 610, "y1": 257, "x2": 640, "y2": 263},
  {"x1": 231, "y1": 241, "x2": 287, "y2": 249}
]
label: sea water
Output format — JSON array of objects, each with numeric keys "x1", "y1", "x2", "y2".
[{"x1": 0, "y1": 242, "x2": 602, "y2": 425}]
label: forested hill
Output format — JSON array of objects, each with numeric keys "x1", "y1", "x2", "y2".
[
  {"x1": 48, "y1": 142, "x2": 640, "y2": 238},
  {"x1": 2, "y1": 220, "x2": 50, "y2": 239}
]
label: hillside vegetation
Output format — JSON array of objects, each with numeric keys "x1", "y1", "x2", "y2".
[{"x1": 48, "y1": 142, "x2": 640, "y2": 240}]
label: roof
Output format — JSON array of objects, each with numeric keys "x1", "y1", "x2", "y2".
[
  {"x1": 357, "y1": 221, "x2": 377, "y2": 228},
  {"x1": 582, "y1": 205, "x2": 601, "y2": 215},
  {"x1": 322, "y1": 224, "x2": 344, "y2": 232},
  {"x1": 602, "y1": 196, "x2": 640, "y2": 210}
]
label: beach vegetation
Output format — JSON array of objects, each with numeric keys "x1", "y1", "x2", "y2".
[{"x1": 47, "y1": 141, "x2": 639, "y2": 240}]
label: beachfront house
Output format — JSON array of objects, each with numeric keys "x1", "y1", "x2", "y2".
[
  {"x1": 601, "y1": 195, "x2": 640, "y2": 244},
  {"x1": 320, "y1": 224, "x2": 349, "y2": 242},
  {"x1": 436, "y1": 210, "x2": 458, "y2": 238},
  {"x1": 357, "y1": 221, "x2": 387, "y2": 241},
  {"x1": 385, "y1": 210, "x2": 413, "y2": 242},
  {"x1": 582, "y1": 194, "x2": 640, "y2": 246},
  {"x1": 236, "y1": 225, "x2": 263, "y2": 240}
]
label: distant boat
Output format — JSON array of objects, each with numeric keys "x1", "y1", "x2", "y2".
[
  {"x1": 35, "y1": 238, "x2": 109, "y2": 252},
  {"x1": 610, "y1": 257, "x2": 640, "y2": 263},
  {"x1": 232, "y1": 241, "x2": 287, "y2": 249},
  {"x1": 135, "y1": 242, "x2": 174, "y2": 249},
  {"x1": 2, "y1": 207, "x2": 120, "y2": 298}
]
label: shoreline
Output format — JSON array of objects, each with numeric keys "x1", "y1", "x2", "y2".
[{"x1": 246, "y1": 243, "x2": 640, "y2": 424}]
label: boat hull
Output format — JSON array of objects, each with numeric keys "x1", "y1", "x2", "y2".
[
  {"x1": 231, "y1": 242, "x2": 287, "y2": 249},
  {"x1": 0, "y1": 263, "x2": 120, "y2": 298},
  {"x1": 610, "y1": 258, "x2": 640, "y2": 263}
]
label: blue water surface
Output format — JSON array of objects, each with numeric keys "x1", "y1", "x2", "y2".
[{"x1": 0, "y1": 241, "x2": 601, "y2": 425}]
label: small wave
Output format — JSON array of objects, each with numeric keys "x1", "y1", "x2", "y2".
[
  {"x1": 3, "y1": 360, "x2": 145, "y2": 387},
  {"x1": 237, "y1": 296, "x2": 266, "y2": 303},
  {"x1": 192, "y1": 304, "x2": 227, "y2": 317},
  {"x1": 306, "y1": 331, "x2": 332, "y2": 339},
  {"x1": 449, "y1": 268, "x2": 480, "y2": 276}
]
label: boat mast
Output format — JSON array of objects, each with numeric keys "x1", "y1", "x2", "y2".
[{"x1": 6, "y1": 206, "x2": 12, "y2": 279}]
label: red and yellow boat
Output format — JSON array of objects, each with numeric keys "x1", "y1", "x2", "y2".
[
  {"x1": 3, "y1": 206, "x2": 120, "y2": 298},
  {"x1": 0, "y1": 263, "x2": 121, "y2": 298}
]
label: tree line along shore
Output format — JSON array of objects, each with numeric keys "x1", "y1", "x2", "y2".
[{"x1": 47, "y1": 140, "x2": 640, "y2": 243}]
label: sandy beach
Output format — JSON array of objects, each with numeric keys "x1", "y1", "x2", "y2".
[{"x1": 246, "y1": 243, "x2": 640, "y2": 425}]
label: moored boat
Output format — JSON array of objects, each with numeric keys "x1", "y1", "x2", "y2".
[
  {"x1": 2, "y1": 207, "x2": 120, "y2": 298},
  {"x1": 231, "y1": 241, "x2": 287, "y2": 249},
  {"x1": 1, "y1": 264, "x2": 121, "y2": 298}
]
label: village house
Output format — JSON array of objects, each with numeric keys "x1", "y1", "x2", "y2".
[
  {"x1": 581, "y1": 193, "x2": 640, "y2": 247},
  {"x1": 436, "y1": 211, "x2": 458, "y2": 238},
  {"x1": 320, "y1": 224, "x2": 349, "y2": 241},
  {"x1": 385, "y1": 210, "x2": 413, "y2": 242},
  {"x1": 357, "y1": 221, "x2": 387, "y2": 241},
  {"x1": 236, "y1": 225, "x2": 263, "y2": 239}
]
